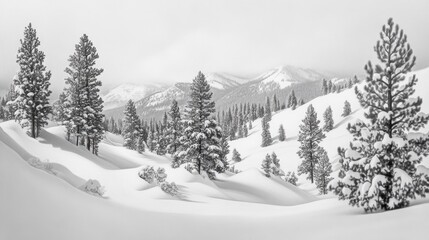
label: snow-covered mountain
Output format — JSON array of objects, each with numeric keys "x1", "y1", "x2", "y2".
[
  {"x1": 104, "y1": 65, "x2": 330, "y2": 120},
  {"x1": 102, "y1": 83, "x2": 165, "y2": 110}
]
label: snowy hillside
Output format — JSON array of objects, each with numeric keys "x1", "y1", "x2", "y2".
[
  {"x1": 1, "y1": 67, "x2": 429, "y2": 239},
  {"x1": 102, "y1": 83, "x2": 165, "y2": 110}
]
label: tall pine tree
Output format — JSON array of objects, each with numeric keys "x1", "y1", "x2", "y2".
[
  {"x1": 14, "y1": 23, "x2": 52, "y2": 138},
  {"x1": 297, "y1": 104, "x2": 326, "y2": 183},
  {"x1": 323, "y1": 106, "x2": 334, "y2": 132},
  {"x1": 329, "y1": 18, "x2": 429, "y2": 212}
]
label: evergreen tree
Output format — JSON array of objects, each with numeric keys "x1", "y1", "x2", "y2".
[
  {"x1": 217, "y1": 134, "x2": 230, "y2": 172},
  {"x1": 13, "y1": 23, "x2": 52, "y2": 138},
  {"x1": 271, "y1": 152, "x2": 284, "y2": 177},
  {"x1": 278, "y1": 124, "x2": 286, "y2": 141},
  {"x1": 261, "y1": 116, "x2": 272, "y2": 147},
  {"x1": 147, "y1": 130, "x2": 156, "y2": 152},
  {"x1": 287, "y1": 90, "x2": 297, "y2": 110},
  {"x1": 323, "y1": 106, "x2": 334, "y2": 132},
  {"x1": 177, "y1": 72, "x2": 225, "y2": 178},
  {"x1": 322, "y1": 79, "x2": 328, "y2": 95},
  {"x1": 285, "y1": 171, "x2": 298, "y2": 185},
  {"x1": 166, "y1": 100, "x2": 182, "y2": 154},
  {"x1": 243, "y1": 123, "x2": 248, "y2": 137},
  {"x1": 261, "y1": 154, "x2": 272, "y2": 177},
  {"x1": 314, "y1": 147, "x2": 333, "y2": 194},
  {"x1": 265, "y1": 96, "x2": 272, "y2": 121},
  {"x1": 330, "y1": 18, "x2": 429, "y2": 212},
  {"x1": 341, "y1": 100, "x2": 351, "y2": 117},
  {"x1": 52, "y1": 92, "x2": 67, "y2": 123},
  {"x1": 298, "y1": 98, "x2": 305, "y2": 106},
  {"x1": 64, "y1": 34, "x2": 104, "y2": 151},
  {"x1": 327, "y1": 80, "x2": 333, "y2": 93},
  {"x1": 232, "y1": 149, "x2": 242, "y2": 162},
  {"x1": 122, "y1": 100, "x2": 141, "y2": 150},
  {"x1": 297, "y1": 104, "x2": 326, "y2": 183}
]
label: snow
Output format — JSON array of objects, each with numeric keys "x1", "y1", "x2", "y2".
[
  {"x1": 1, "y1": 67, "x2": 429, "y2": 239},
  {"x1": 102, "y1": 83, "x2": 163, "y2": 110}
]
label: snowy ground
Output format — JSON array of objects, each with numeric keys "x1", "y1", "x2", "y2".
[{"x1": 1, "y1": 68, "x2": 429, "y2": 240}]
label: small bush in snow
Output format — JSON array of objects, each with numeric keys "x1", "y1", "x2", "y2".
[
  {"x1": 138, "y1": 166, "x2": 156, "y2": 183},
  {"x1": 156, "y1": 167, "x2": 167, "y2": 183},
  {"x1": 80, "y1": 179, "x2": 105, "y2": 197},
  {"x1": 160, "y1": 181, "x2": 179, "y2": 196},
  {"x1": 27, "y1": 157, "x2": 55, "y2": 174}
]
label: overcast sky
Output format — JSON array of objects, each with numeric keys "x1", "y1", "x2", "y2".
[{"x1": 1, "y1": 0, "x2": 429, "y2": 96}]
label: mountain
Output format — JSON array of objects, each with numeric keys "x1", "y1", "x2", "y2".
[
  {"x1": 102, "y1": 83, "x2": 165, "y2": 110},
  {"x1": 104, "y1": 65, "x2": 331, "y2": 120}
]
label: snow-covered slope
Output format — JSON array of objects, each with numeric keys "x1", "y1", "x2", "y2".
[
  {"x1": 228, "y1": 67, "x2": 429, "y2": 193},
  {"x1": 102, "y1": 83, "x2": 164, "y2": 110},
  {"x1": 1, "y1": 67, "x2": 429, "y2": 240}
]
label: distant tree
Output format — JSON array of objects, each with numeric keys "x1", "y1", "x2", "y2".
[
  {"x1": 285, "y1": 171, "x2": 298, "y2": 185},
  {"x1": 327, "y1": 80, "x2": 333, "y2": 93},
  {"x1": 271, "y1": 152, "x2": 284, "y2": 177},
  {"x1": 341, "y1": 100, "x2": 351, "y2": 117},
  {"x1": 278, "y1": 124, "x2": 286, "y2": 141},
  {"x1": 297, "y1": 104, "x2": 325, "y2": 183},
  {"x1": 261, "y1": 154, "x2": 272, "y2": 177},
  {"x1": 52, "y1": 92, "x2": 67, "y2": 123},
  {"x1": 166, "y1": 100, "x2": 182, "y2": 155},
  {"x1": 322, "y1": 79, "x2": 328, "y2": 95},
  {"x1": 298, "y1": 98, "x2": 305, "y2": 106},
  {"x1": 287, "y1": 90, "x2": 297, "y2": 110},
  {"x1": 13, "y1": 23, "x2": 52, "y2": 138},
  {"x1": 122, "y1": 100, "x2": 141, "y2": 150},
  {"x1": 243, "y1": 123, "x2": 248, "y2": 137},
  {"x1": 265, "y1": 96, "x2": 272, "y2": 121},
  {"x1": 323, "y1": 106, "x2": 334, "y2": 132},
  {"x1": 314, "y1": 147, "x2": 333, "y2": 194},
  {"x1": 261, "y1": 116, "x2": 272, "y2": 147},
  {"x1": 232, "y1": 149, "x2": 242, "y2": 162}
]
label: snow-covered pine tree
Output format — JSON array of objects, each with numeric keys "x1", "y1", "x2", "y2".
[
  {"x1": 279, "y1": 124, "x2": 286, "y2": 141},
  {"x1": 177, "y1": 72, "x2": 224, "y2": 178},
  {"x1": 341, "y1": 100, "x2": 351, "y2": 117},
  {"x1": 52, "y1": 92, "x2": 67, "y2": 123},
  {"x1": 232, "y1": 148, "x2": 242, "y2": 162},
  {"x1": 329, "y1": 18, "x2": 429, "y2": 212},
  {"x1": 327, "y1": 80, "x2": 333, "y2": 93},
  {"x1": 261, "y1": 115, "x2": 272, "y2": 147},
  {"x1": 285, "y1": 171, "x2": 298, "y2": 185},
  {"x1": 261, "y1": 154, "x2": 272, "y2": 177},
  {"x1": 217, "y1": 133, "x2": 230, "y2": 172},
  {"x1": 271, "y1": 152, "x2": 284, "y2": 177},
  {"x1": 314, "y1": 147, "x2": 333, "y2": 194},
  {"x1": 322, "y1": 79, "x2": 328, "y2": 95},
  {"x1": 13, "y1": 23, "x2": 52, "y2": 138},
  {"x1": 122, "y1": 100, "x2": 141, "y2": 150},
  {"x1": 64, "y1": 34, "x2": 104, "y2": 151},
  {"x1": 323, "y1": 106, "x2": 334, "y2": 132},
  {"x1": 166, "y1": 99, "x2": 182, "y2": 154},
  {"x1": 243, "y1": 123, "x2": 248, "y2": 137},
  {"x1": 298, "y1": 98, "x2": 305, "y2": 106},
  {"x1": 265, "y1": 96, "x2": 272, "y2": 121},
  {"x1": 297, "y1": 104, "x2": 326, "y2": 183},
  {"x1": 147, "y1": 130, "x2": 155, "y2": 152},
  {"x1": 287, "y1": 90, "x2": 297, "y2": 110}
]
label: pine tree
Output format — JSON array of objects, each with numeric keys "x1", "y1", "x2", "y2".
[
  {"x1": 314, "y1": 147, "x2": 333, "y2": 194},
  {"x1": 232, "y1": 149, "x2": 242, "y2": 162},
  {"x1": 287, "y1": 90, "x2": 297, "y2": 110},
  {"x1": 278, "y1": 124, "x2": 286, "y2": 141},
  {"x1": 327, "y1": 80, "x2": 333, "y2": 93},
  {"x1": 323, "y1": 106, "x2": 334, "y2": 132},
  {"x1": 322, "y1": 79, "x2": 328, "y2": 95},
  {"x1": 285, "y1": 171, "x2": 298, "y2": 185},
  {"x1": 122, "y1": 100, "x2": 141, "y2": 150},
  {"x1": 147, "y1": 130, "x2": 156, "y2": 152},
  {"x1": 297, "y1": 104, "x2": 325, "y2": 183},
  {"x1": 13, "y1": 23, "x2": 52, "y2": 138},
  {"x1": 265, "y1": 96, "x2": 272, "y2": 121},
  {"x1": 217, "y1": 134, "x2": 230, "y2": 172},
  {"x1": 298, "y1": 98, "x2": 305, "y2": 106},
  {"x1": 166, "y1": 100, "x2": 182, "y2": 154},
  {"x1": 261, "y1": 154, "x2": 272, "y2": 177},
  {"x1": 177, "y1": 72, "x2": 225, "y2": 178},
  {"x1": 341, "y1": 100, "x2": 351, "y2": 117},
  {"x1": 52, "y1": 92, "x2": 67, "y2": 123},
  {"x1": 271, "y1": 152, "x2": 284, "y2": 177},
  {"x1": 64, "y1": 34, "x2": 104, "y2": 151},
  {"x1": 243, "y1": 123, "x2": 248, "y2": 137},
  {"x1": 329, "y1": 18, "x2": 429, "y2": 212},
  {"x1": 261, "y1": 116, "x2": 272, "y2": 147}
]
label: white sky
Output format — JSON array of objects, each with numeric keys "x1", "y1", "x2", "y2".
[{"x1": 1, "y1": 0, "x2": 429, "y2": 95}]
